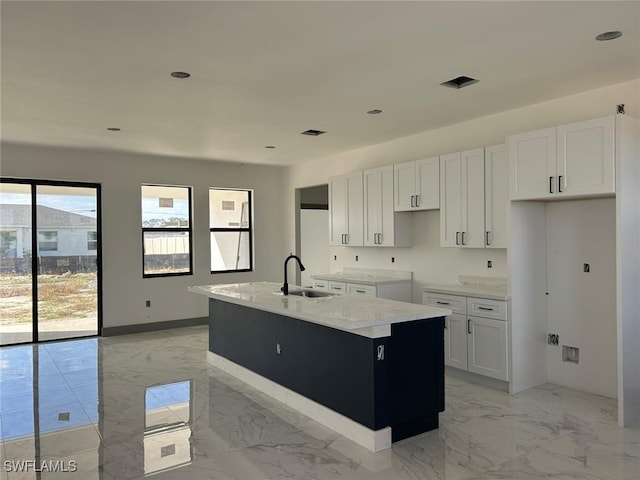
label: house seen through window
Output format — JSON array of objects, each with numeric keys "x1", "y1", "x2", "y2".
[
  {"x1": 141, "y1": 185, "x2": 192, "y2": 277},
  {"x1": 209, "y1": 188, "x2": 253, "y2": 273}
]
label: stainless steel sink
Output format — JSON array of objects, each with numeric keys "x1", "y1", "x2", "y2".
[{"x1": 286, "y1": 289, "x2": 335, "y2": 298}]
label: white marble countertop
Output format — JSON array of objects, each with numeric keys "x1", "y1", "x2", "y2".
[
  {"x1": 423, "y1": 275, "x2": 510, "y2": 301},
  {"x1": 311, "y1": 268, "x2": 412, "y2": 286},
  {"x1": 189, "y1": 282, "x2": 450, "y2": 336}
]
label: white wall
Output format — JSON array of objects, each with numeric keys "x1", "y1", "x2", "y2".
[
  {"x1": 284, "y1": 79, "x2": 640, "y2": 300},
  {"x1": 545, "y1": 199, "x2": 617, "y2": 398},
  {"x1": 299, "y1": 209, "x2": 329, "y2": 287},
  {"x1": 0, "y1": 143, "x2": 288, "y2": 328}
]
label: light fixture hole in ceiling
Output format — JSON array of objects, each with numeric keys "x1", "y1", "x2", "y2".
[
  {"x1": 301, "y1": 129, "x2": 326, "y2": 136},
  {"x1": 170, "y1": 71, "x2": 191, "y2": 79},
  {"x1": 440, "y1": 76, "x2": 479, "y2": 89},
  {"x1": 596, "y1": 31, "x2": 622, "y2": 41}
]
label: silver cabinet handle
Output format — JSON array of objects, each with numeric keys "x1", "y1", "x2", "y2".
[
  {"x1": 478, "y1": 306, "x2": 494, "y2": 311},
  {"x1": 486, "y1": 231, "x2": 491, "y2": 246},
  {"x1": 461, "y1": 231, "x2": 466, "y2": 245},
  {"x1": 355, "y1": 289, "x2": 366, "y2": 293},
  {"x1": 467, "y1": 318, "x2": 472, "y2": 334},
  {"x1": 436, "y1": 301, "x2": 450, "y2": 305},
  {"x1": 415, "y1": 194, "x2": 420, "y2": 207},
  {"x1": 558, "y1": 175, "x2": 563, "y2": 193},
  {"x1": 549, "y1": 176, "x2": 554, "y2": 194},
  {"x1": 455, "y1": 232, "x2": 460, "y2": 245},
  {"x1": 332, "y1": 286, "x2": 342, "y2": 291},
  {"x1": 345, "y1": 234, "x2": 349, "y2": 244},
  {"x1": 410, "y1": 195, "x2": 415, "y2": 207}
]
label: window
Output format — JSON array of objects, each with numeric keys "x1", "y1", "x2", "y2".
[
  {"x1": 209, "y1": 188, "x2": 253, "y2": 273},
  {"x1": 141, "y1": 185, "x2": 192, "y2": 277},
  {"x1": 87, "y1": 231, "x2": 97, "y2": 251},
  {"x1": 0, "y1": 230, "x2": 18, "y2": 258},
  {"x1": 38, "y1": 231, "x2": 58, "y2": 251}
]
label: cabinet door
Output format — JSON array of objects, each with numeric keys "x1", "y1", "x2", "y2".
[
  {"x1": 328, "y1": 175, "x2": 348, "y2": 246},
  {"x1": 345, "y1": 172, "x2": 364, "y2": 246},
  {"x1": 461, "y1": 148, "x2": 485, "y2": 248},
  {"x1": 557, "y1": 116, "x2": 615, "y2": 197},
  {"x1": 440, "y1": 152, "x2": 462, "y2": 247},
  {"x1": 363, "y1": 168, "x2": 382, "y2": 246},
  {"x1": 445, "y1": 314, "x2": 468, "y2": 369},
  {"x1": 394, "y1": 161, "x2": 417, "y2": 211},
  {"x1": 415, "y1": 157, "x2": 440, "y2": 210},
  {"x1": 485, "y1": 144, "x2": 509, "y2": 248},
  {"x1": 467, "y1": 316, "x2": 508, "y2": 381},
  {"x1": 508, "y1": 127, "x2": 556, "y2": 200}
]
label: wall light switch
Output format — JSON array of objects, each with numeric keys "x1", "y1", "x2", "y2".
[
  {"x1": 145, "y1": 300, "x2": 151, "y2": 308},
  {"x1": 583, "y1": 263, "x2": 590, "y2": 273}
]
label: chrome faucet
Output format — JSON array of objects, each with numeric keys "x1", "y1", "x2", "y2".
[{"x1": 281, "y1": 253, "x2": 305, "y2": 295}]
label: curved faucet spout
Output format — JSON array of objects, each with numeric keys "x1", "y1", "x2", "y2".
[{"x1": 282, "y1": 254, "x2": 305, "y2": 295}]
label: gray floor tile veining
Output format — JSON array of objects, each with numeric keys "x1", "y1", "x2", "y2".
[{"x1": 0, "y1": 325, "x2": 637, "y2": 479}]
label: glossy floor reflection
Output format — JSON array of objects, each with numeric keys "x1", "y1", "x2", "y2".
[{"x1": 1, "y1": 325, "x2": 638, "y2": 479}]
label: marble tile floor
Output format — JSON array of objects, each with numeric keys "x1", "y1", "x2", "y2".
[{"x1": 0, "y1": 325, "x2": 638, "y2": 480}]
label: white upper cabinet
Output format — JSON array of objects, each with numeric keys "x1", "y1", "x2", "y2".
[
  {"x1": 556, "y1": 116, "x2": 615, "y2": 197},
  {"x1": 509, "y1": 116, "x2": 615, "y2": 200},
  {"x1": 393, "y1": 157, "x2": 439, "y2": 211},
  {"x1": 440, "y1": 148, "x2": 485, "y2": 248},
  {"x1": 363, "y1": 165, "x2": 411, "y2": 247},
  {"x1": 329, "y1": 172, "x2": 363, "y2": 246},
  {"x1": 485, "y1": 144, "x2": 509, "y2": 249}
]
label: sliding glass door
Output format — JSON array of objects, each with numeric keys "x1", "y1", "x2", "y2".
[{"x1": 0, "y1": 179, "x2": 101, "y2": 345}]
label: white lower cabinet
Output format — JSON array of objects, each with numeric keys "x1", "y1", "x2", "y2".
[
  {"x1": 314, "y1": 278, "x2": 412, "y2": 302},
  {"x1": 424, "y1": 291, "x2": 509, "y2": 382}
]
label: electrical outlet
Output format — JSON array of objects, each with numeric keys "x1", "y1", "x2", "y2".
[
  {"x1": 391, "y1": 257, "x2": 395, "y2": 263},
  {"x1": 355, "y1": 255, "x2": 358, "y2": 262},
  {"x1": 334, "y1": 255, "x2": 337, "y2": 261},
  {"x1": 487, "y1": 260, "x2": 493, "y2": 269},
  {"x1": 145, "y1": 300, "x2": 151, "y2": 308}
]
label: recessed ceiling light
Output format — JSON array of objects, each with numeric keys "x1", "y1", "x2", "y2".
[
  {"x1": 265, "y1": 145, "x2": 276, "y2": 149},
  {"x1": 367, "y1": 109, "x2": 383, "y2": 115},
  {"x1": 441, "y1": 76, "x2": 479, "y2": 89},
  {"x1": 301, "y1": 129, "x2": 326, "y2": 136},
  {"x1": 107, "y1": 127, "x2": 121, "y2": 131},
  {"x1": 170, "y1": 71, "x2": 191, "y2": 79},
  {"x1": 595, "y1": 31, "x2": 622, "y2": 41}
]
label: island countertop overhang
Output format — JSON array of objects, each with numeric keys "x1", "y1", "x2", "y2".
[{"x1": 189, "y1": 282, "x2": 451, "y2": 335}]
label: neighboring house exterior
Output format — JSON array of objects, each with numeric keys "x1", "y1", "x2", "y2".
[{"x1": 0, "y1": 204, "x2": 97, "y2": 259}]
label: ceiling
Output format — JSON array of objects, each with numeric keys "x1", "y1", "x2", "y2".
[{"x1": 1, "y1": 1, "x2": 639, "y2": 167}]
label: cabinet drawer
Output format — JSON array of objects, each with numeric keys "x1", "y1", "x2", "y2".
[
  {"x1": 347, "y1": 283, "x2": 376, "y2": 297},
  {"x1": 328, "y1": 281, "x2": 347, "y2": 294},
  {"x1": 313, "y1": 281, "x2": 329, "y2": 291},
  {"x1": 422, "y1": 292, "x2": 466, "y2": 314},
  {"x1": 466, "y1": 297, "x2": 507, "y2": 321}
]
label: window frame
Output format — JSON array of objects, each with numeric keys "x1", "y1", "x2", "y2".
[
  {"x1": 141, "y1": 184, "x2": 193, "y2": 278},
  {"x1": 38, "y1": 230, "x2": 58, "y2": 252},
  {"x1": 209, "y1": 187, "x2": 254, "y2": 274},
  {"x1": 87, "y1": 231, "x2": 98, "y2": 251}
]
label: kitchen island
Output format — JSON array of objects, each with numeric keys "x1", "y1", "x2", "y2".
[{"x1": 189, "y1": 282, "x2": 451, "y2": 452}]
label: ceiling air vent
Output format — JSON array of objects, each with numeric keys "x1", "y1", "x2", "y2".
[
  {"x1": 441, "y1": 76, "x2": 479, "y2": 89},
  {"x1": 301, "y1": 129, "x2": 326, "y2": 136}
]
